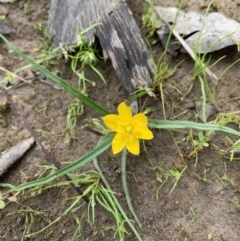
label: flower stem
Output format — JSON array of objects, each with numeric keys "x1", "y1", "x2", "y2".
[{"x1": 121, "y1": 148, "x2": 142, "y2": 228}]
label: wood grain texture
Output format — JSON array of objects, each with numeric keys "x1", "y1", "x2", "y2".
[{"x1": 48, "y1": 0, "x2": 153, "y2": 93}]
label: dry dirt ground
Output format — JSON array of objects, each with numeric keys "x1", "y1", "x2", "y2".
[{"x1": 1, "y1": 0, "x2": 240, "y2": 241}]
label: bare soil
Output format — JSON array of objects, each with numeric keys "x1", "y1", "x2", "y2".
[{"x1": 1, "y1": 0, "x2": 240, "y2": 241}]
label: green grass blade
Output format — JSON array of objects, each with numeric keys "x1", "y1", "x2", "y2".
[
  {"x1": 0, "y1": 34, "x2": 110, "y2": 116},
  {"x1": 121, "y1": 148, "x2": 141, "y2": 227},
  {"x1": 2, "y1": 134, "x2": 113, "y2": 191},
  {"x1": 149, "y1": 119, "x2": 240, "y2": 137}
]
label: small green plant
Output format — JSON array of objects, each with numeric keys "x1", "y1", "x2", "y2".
[
  {"x1": 176, "y1": 206, "x2": 196, "y2": 239},
  {"x1": 216, "y1": 171, "x2": 237, "y2": 189},
  {"x1": 15, "y1": 208, "x2": 51, "y2": 240},
  {"x1": 185, "y1": 129, "x2": 211, "y2": 164},
  {"x1": 223, "y1": 137, "x2": 240, "y2": 161},
  {"x1": 232, "y1": 197, "x2": 240, "y2": 212},
  {"x1": 155, "y1": 164, "x2": 187, "y2": 197},
  {"x1": 34, "y1": 23, "x2": 52, "y2": 48},
  {"x1": 142, "y1": 1, "x2": 159, "y2": 38},
  {"x1": 23, "y1": 0, "x2": 31, "y2": 12},
  {"x1": 194, "y1": 169, "x2": 211, "y2": 183},
  {"x1": 66, "y1": 99, "x2": 83, "y2": 140},
  {"x1": 69, "y1": 24, "x2": 105, "y2": 84},
  {"x1": 143, "y1": 2, "x2": 182, "y2": 118},
  {"x1": 212, "y1": 112, "x2": 240, "y2": 161},
  {"x1": 61, "y1": 25, "x2": 106, "y2": 139},
  {"x1": 146, "y1": 42, "x2": 179, "y2": 118},
  {"x1": 191, "y1": 131, "x2": 210, "y2": 148},
  {"x1": 208, "y1": 233, "x2": 213, "y2": 240}
]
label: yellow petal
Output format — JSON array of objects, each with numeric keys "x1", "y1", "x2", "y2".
[
  {"x1": 132, "y1": 113, "x2": 153, "y2": 140},
  {"x1": 118, "y1": 102, "x2": 132, "y2": 122},
  {"x1": 132, "y1": 113, "x2": 147, "y2": 125},
  {"x1": 112, "y1": 133, "x2": 127, "y2": 154},
  {"x1": 134, "y1": 126, "x2": 153, "y2": 140},
  {"x1": 126, "y1": 138, "x2": 140, "y2": 155},
  {"x1": 103, "y1": 114, "x2": 120, "y2": 131}
]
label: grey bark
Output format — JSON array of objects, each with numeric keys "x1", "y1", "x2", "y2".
[{"x1": 48, "y1": 0, "x2": 153, "y2": 93}]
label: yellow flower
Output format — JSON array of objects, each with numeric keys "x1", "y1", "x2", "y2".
[{"x1": 103, "y1": 102, "x2": 153, "y2": 155}]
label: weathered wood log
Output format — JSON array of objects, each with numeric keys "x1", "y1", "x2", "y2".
[{"x1": 47, "y1": 0, "x2": 153, "y2": 94}]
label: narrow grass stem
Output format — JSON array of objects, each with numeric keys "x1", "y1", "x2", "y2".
[
  {"x1": 198, "y1": 76, "x2": 207, "y2": 122},
  {"x1": 93, "y1": 158, "x2": 144, "y2": 241},
  {"x1": 121, "y1": 148, "x2": 142, "y2": 228}
]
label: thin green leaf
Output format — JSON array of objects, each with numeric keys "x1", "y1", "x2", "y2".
[
  {"x1": 2, "y1": 134, "x2": 113, "y2": 191},
  {"x1": 121, "y1": 148, "x2": 141, "y2": 227},
  {"x1": 149, "y1": 119, "x2": 240, "y2": 137},
  {"x1": 80, "y1": 22, "x2": 102, "y2": 35},
  {"x1": 0, "y1": 34, "x2": 110, "y2": 116}
]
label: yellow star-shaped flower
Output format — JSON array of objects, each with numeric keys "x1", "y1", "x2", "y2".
[{"x1": 103, "y1": 102, "x2": 153, "y2": 155}]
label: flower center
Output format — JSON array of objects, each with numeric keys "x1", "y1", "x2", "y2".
[
  {"x1": 124, "y1": 124, "x2": 135, "y2": 142},
  {"x1": 125, "y1": 126, "x2": 132, "y2": 132}
]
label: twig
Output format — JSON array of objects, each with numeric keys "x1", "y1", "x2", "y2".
[{"x1": 0, "y1": 137, "x2": 35, "y2": 176}]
